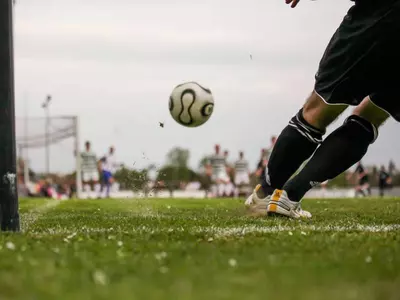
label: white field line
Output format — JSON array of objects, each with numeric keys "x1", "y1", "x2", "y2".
[
  {"x1": 29, "y1": 223, "x2": 400, "y2": 238},
  {"x1": 202, "y1": 224, "x2": 400, "y2": 238},
  {"x1": 21, "y1": 200, "x2": 64, "y2": 232}
]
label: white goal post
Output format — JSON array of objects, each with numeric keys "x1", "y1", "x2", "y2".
[{"x1": 15, "y1": 115, "x2": 82, "y2": 199}]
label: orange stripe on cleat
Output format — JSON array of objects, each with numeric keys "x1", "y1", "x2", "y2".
[
  {"x1": 268, "y1": 204, "x2": 277, "y2": 212},
  {"x1": 272, "y1": 189, "x2": 282, "y2": 201}
]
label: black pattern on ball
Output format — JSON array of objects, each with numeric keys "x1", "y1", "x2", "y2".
[
  {"x1": 178, "y1": 89, "x2": 196, "y2": 125},
  {"x1": 169, "y1": 96, "x2": 174, "y2": 111},
  {"x1": 193, "y1": 82, "x2": 212, "y2": 95},
  {"x1": 174, "y1": 82, "x2": 212, "y2": 95},
  {"x1": 201, "y1": 103, "x2": 214, "y2": 117}
]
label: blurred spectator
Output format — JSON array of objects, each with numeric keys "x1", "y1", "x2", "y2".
[
  {"x1": 80, "y1": 141, "x2": 101, "y2": 198},
  {"x1": 99, "y1": 146, "x2": 119, "y2": 198},
  {"x1": 266, "y1": 136, "x2": 277, "y2": 162},
  {"x1": 378, "y1": 165, "x2": 392, "y2": 197},
  {"x1": 255, "y1": 148, "x2": 267, "y2": 179},
  {"x1": 389, "y1": 160, "x2": 396, "y2": 176}
]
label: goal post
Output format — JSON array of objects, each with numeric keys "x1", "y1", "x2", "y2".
[
  {"x1": 0, "y1": 0, "x2": 20, "y2": 232},
  {"x1": 16, "y1": 115, "x2": 83, "y2": 199},
  {"x1": 74, "y1": 116, "x2": 82, "y2": 199}
]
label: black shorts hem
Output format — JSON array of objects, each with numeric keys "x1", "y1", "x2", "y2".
[
  {"x1": 314, "y1": 89, "x2": 348, "y2": 106},
  {"x1": 368, "y1": 95, "x2": 400, "y2": 122},
  {"x1": 314, "y1": 0, "x2": 400, "y2": 122},
  {"x1": 314, "y1": 90, "x2": 400, "y2": 122}
]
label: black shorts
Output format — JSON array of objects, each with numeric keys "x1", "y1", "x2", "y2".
[
  {"x1": 315, "y1": 0, "x2": 400, "y2": 121},
  {"x1": 359, "y1": 175, "x2": 369, "y2": 186}
]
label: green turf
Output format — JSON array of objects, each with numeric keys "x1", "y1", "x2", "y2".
[{"x1": 1, "y1": 197, "x2": 400, "y2": 300}]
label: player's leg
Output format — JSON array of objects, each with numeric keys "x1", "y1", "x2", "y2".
[
  {"x1": 92, "y1": 171, "x2": 101, "y2": 197},
  {"x1": 357, "y1": 185, "x2": 365, "y2": 197},
  {"x1": 271, "y1": 98, "x2": 389, "y2": 217},
  {"x1": 211, "y1": 182, "x2": 217, "y2": 198},
  {"x1": 86, "y1": 172, "x2": 100, "y2": 199},
  {"x1": 224, "y1": 182, "x2": 229, "y2": 198},
  {"x1": 236, "y1": 173, "x2": 249, "y2": 198},
  {"x1": 82, "y1": 172, "x2": 92, "y2": 197},
  {"x1": 209, "y1": 173, "x2": 217, "y2": 197},
  {"x1": 249, "y1": 16, "x2": 362, "y2": 201},
  {"x1": 363, "y1": 180, "x2": 372, "y2": 196},
  {"x1": 98, "y1": 171, "x2": 104, "y2": 198},
  {"x1": 249, "y1": 0, "x2": 399, "y2": 213},
  {"x1": 217, "y1": 178, "x2": 225, "y2": 198},
  {"x1": 218, "y1": 182, "x2": 223, "y2": 197},
  {"x1": 252, "y1": 0, "x2": 399, "y2": 206},
  {"x1": 225, "y1": 175, "x2": 234, "y2": 198},
  {"x1": 379, "y1": 184, "x2": 384, "y2": 197},
  {"x1": 83, "y1": 181, "x2": 91, "y2": 194},
  {"x1": 234, "y1": 176, "x2": 240, "y2": 198},
  {"x1": 104, "y1": 171, "x2": 113, "y2": 198},
  {"x1": 355, "y1": 184, "x2": 365, "y2": 198},
  {"x1": 88, "y1": 177, "x2": 95, "y2": 199},
  {"x1": 215, "y1": 172, "x2": 227, "y2": 197},
  {"x1": 210, "y1": 172, "x2": 221, "y2": 197},
  {"x1": 105, "y1": 175, "x2": 110, "y2": 198},
  {"x1": 98, "y1": 170, "x2": 105, "y2": 198},
  {"x1": 251, "y1": 91, "x2": 347, "y2": 201},
  {"x1": 230, "y1": 182, "x2": 236, "y2": 198},
  {"x1": 248, "y1": 95, "x2": 346, "y2": 215},
  {"x1": 203, "y1": 174, "x2": 211, "y2": 198},
  {"x1": 356, "y1": 177, "x2": 367, "y2": 197}
]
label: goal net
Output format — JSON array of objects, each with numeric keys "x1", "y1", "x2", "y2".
[{"x1": 15, "y1": 116, "x2": 82, "y2": 198}]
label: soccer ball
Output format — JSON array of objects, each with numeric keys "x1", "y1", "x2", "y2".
[{"x1": 169, "y1": 81, "x2": 214, "y2": 127}]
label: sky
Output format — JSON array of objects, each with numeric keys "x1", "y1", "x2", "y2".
[{"x1": 13, "y1": 0, "x2": 400, "y2": 174}]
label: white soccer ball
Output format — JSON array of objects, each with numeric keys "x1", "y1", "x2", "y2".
[{"x1": 169, "y1": 82, "x2": 214, "y2": 127}]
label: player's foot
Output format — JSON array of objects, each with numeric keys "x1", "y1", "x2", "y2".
[
  {"x1": 244, "y1": 184, "x2": 269, "y2": 206},
  {"x1": 267, "y1": 190, "x2": 312, "y2": 219}
]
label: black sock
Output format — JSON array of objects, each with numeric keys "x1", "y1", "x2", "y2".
[
  {"x1": 260, "y1": 109, "x2": 325, "y2": 196},
  {"x1": 284, "y1": 115, "x2": 378, "y2": 202}
]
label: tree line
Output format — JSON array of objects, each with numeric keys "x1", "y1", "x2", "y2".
[{"x1": 113, "y1": 147, "x2": 400, "y2": 195}]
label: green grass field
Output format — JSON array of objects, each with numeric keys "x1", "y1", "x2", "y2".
[{"x1": 0, "y1": 197, "x2": 399, "y2": 300}]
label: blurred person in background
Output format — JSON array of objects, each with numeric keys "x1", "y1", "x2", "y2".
[
  {"x1": 99, "y1": 146, "x2": 118, "y2": 198},
  {"x1": 206, "y1": 144, "x2": 229, "y2": 197},
  {"x1": 388, "y1": 160, "x2": 397, "y2": 176},
  {"x1": 234, "y1": 151, "x2": 250, "y2": 199},
  {"x1": 80, "y1": 141, "x2": 101, "y2": 198},
  {"x1": 378, "y1": 165, "x2": 392, "y2": 197},
  {"x1": 266, "y1": 136, "x2": 277, "y2": 162},
  {"x1": 255, "y1": 148, "x2": 267, "y2": 180},
  {"x1": 254, "y1": 136, "x2": 277, "y2": 189},
  {"x1": 351, "y1": 161, "x2": 371, "y2": 197},
  {"x1": 223, "y1": 150, "x2": 235, "y2": 197}
]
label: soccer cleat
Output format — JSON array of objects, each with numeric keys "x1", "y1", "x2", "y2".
[
  {"x1": 267, "y1": 190, "x2": 312, "y2": 219},
  {"x1": 247, "y1": 199, "x2": 269, "y2": 217},
  {"x1": 244, "y1": 184, "x2": 269, "y2": 206}
]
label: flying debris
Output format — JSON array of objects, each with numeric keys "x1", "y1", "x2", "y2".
[
  {"x1": 249, "y1": 54, "x2": 253, "y2": 60},
  {"x1": 159, "y1": 122, "x2": 164, "y2": 128}
]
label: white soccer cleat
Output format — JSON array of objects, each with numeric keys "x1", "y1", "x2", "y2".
[
  {"x1": 244, "y1": 184, "x2": 269, "y2": 206},
  {"x1": 267, "y1": 190, "x2": 312, "y2": 219},
  {"x1": 244, "y1": 194, "x2": 254, "y2": 206},
  {"x1": 247, "y1": 200, "x2": 269, "y2": 217}
]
